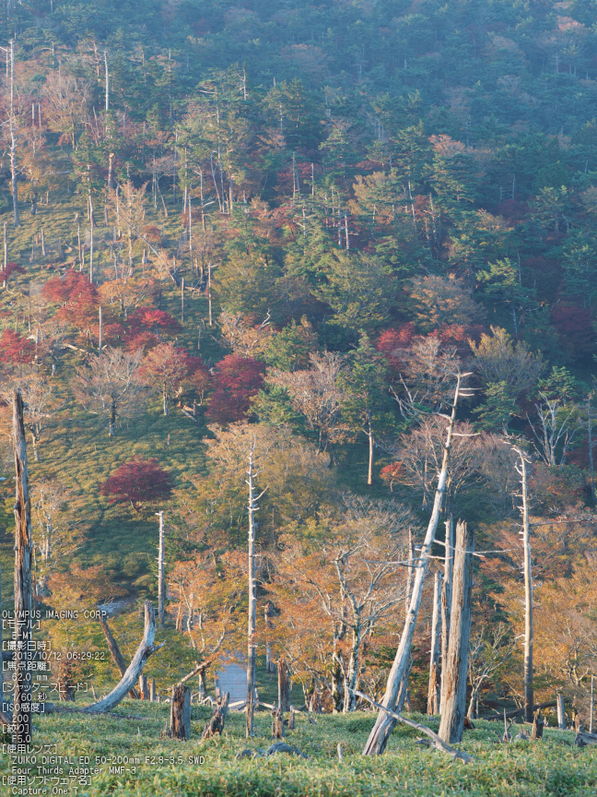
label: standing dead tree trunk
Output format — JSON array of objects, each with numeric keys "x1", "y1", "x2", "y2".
[
  {"x1": 170, "y1": 683, "x2": 191, "y2": 740},
  {"x1": 99, "y1": 616, "x2": 139, "y2": 699},
  {"x1": 363, "y1": 372, "x2": 473, "y2": 755},
  {"x1": 246, "y1": 443, "x2": 265, "y2": 738},
  {"x1": 278, "y1": 657, "x2": 290, "y2": 712},
  {"x1": 512, "y1": 444, "x2": 534, "y2": 724},
  {"x1": 83, "y1": 602, "x2": 163, "y2": 714},
  {"x1": 265, "y1": 602, "x2": 276, "y2": 674},
  {"x1": 13, "y1": 389, "x2": 33, "y2": 744},
  {"x1": 557, "y1": 694, "x2": 566, "y2": 729},
  {"x1": 427, "y1": 571, "x2": 442, "y2": 715},
  {"x1": 139, "y1": 675, "x2": 150, "y2": 700},
  {"x1": 438, "y1": 521, "x2": 475, "y2": 744},
  {"x1": 156, "y1": 510, "x2": 165, "y2": 627},
  {"x1": 440, "y1": 516, "x2": 454, "y2": 708}
]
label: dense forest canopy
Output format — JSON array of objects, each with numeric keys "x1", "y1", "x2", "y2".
[{"x1": 2, "y1": 0, "x2": 597, "y2": 735}]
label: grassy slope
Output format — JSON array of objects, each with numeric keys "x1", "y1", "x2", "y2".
[
  {"x1": 2, "y1": 701, "x2": 595, "y2": 796},
  {"x1": 0, "y1": 185, "x2": 216, "y2": 607}
]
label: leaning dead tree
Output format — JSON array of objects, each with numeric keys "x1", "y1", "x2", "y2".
[
  {"x1": 438, "y1": 521, "x2": 475, "y2": 744},
  {"x1": 83, "y1": 602, "x2": 163, "y2": 713},
  {"x1": 13, "y1": 389, "x2": 33, "y2": 744},
  {"x1": 99, "y1": 616, "x2": 139, "y2": 699},
  {"x1": 355, "y1": 690, "x2": 474, "y2": 763},
  {"x1": 363, "y1": 371, "x2": 473, "y2": 755}
]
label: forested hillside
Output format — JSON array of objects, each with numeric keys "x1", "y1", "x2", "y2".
[{"x1": 2, "y1": 0, "x2": 597, "y2": 743}]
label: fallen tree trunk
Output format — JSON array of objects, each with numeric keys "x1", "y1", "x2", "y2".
[
  {"x1": 99, "y1": 617, "x2": 139, "y2": 699},
  {"x1": 576, "y1": 732, "x2": 597, "y2": 747},
  {"x1": 82, "y1": 602, "x2": 163, "y2": 714},
  {"x1": 482, "y1": 701, "x2": 557, "y2": 721},
  {"x1": 354, "y1": 690, "x2": 475, "y2": 764}
]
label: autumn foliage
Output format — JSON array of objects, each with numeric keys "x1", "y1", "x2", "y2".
[
  {"x1": 99, "y1": 457, "x2": 174, "y2": 511},
  {"x1": 205, "y1": 354, "x2": 265, "y2": 423},
  {"x1": 42, "y1": 270, "x2": 99, "y2": 335},
  {"x1": 0, "y1": 329, "x2": 35, "y2": 364}
]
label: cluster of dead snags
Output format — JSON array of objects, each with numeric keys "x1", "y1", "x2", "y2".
[{"x1": 5, "y1": 377, "x2": 592, "y2": 759}]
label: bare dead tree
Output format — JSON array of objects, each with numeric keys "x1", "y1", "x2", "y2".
[
  {"x1": 12, "y1": 389, "x2": 33, "y2": 743},
  {"x1": 82, "y1": 602, "x2": 163, "y2": 714},
  {"x1": 363, "y1": 371, "x2": 473, "y2": 755},
  {"x1": 72, "y1": 346, "x2": 147, "y2": 436},
  {"x1": 427, "y1": 571, "x2": 442, "y2": 715},
  {"x1": 246, "y1": 441, "x2": 266, "y2": 738},
  {"x1": 438, "y1": 521, "x2": 474, "y2": 744},
  {"x1": 513, "y1": 444, "x2": 535, "y2": 723}
]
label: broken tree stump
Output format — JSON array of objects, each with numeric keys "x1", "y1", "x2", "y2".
[
  {"x1": 170, "y1": 683, "x2": 191, "y2": 740},
  {"x1": 272, "y1": 704, "x2": 285, "y2": 739},
  {"x1": 201, "y1": 691, "x2": 230, "y2": 740},
  {"x1": 278, "y1": 657, "x2": 290, "y2": 712},
  {"x1": 139, "y1": 674, "x2": 150, "y2": 700},
  {"x1": 531, "y1": 708, "x2": 544, "y2": 740}
]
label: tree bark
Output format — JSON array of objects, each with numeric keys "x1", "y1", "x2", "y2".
[
  {"x1": 9, "y1": 42, "x2": 19, "y2": 228},
  {"x1": 427, "y1": 571, "x2": 442, "y2": 715},
  {"x1": 272, "y1": 704, "x2": 285, "y2": 739},
  {"x1": 513, "y1": 446, "x2": 534, "y2": 724},
  {"x1": 201, "y1": 691, "x2": 229, "y2": 740},
  {"x1": 156, "y1": 511, "x2": 165, "y2": 627},
  {"x1": 82, "y1": 602, "x2": 163, "y2": 713},
  {"x1": 264, "y1": 602, "x2": 275, "y2": 674},
  {"x1": 278, "y1": 657, "x2": 290, "y2": 712},
  {"x1": 438, "y1": 521, "x2": 474, "y2": 745},
  {"x1": 356, "y1": 690, "x2": 474, "y2": 763},
  {"x1": 363, "y1": 372, "x2": 470, "y2": 755},
  {"x1": 170, "y1": 684, "x2": 191, "y2": 740},
  {"x1": 246, "y1": 443, "x2": 261, "y2": 738},
  {"x1": 99, "y1": 617, "x2": 139, "y2": 699},
  {"x1": 366, "y1": 413, "x2": 374, "y2": 486},
  {"x1": 13, "y1": 389, "x2": 33, "y2": 744},
  {"x1": 139, "y1": 674, "x2": 150, "y2": 700},
  {"x1": 440, "y1": 516, "x2": 454, "y2": 709},
  {"x1": 557, "y1": 693, "x2": 566, "y2": 729}
]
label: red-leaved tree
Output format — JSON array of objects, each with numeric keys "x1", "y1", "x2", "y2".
[
  {"x1": 205, "y1": 354, "x2": 265, "y2": 423},
  {"x1": 125, "y1": 307, "x2": 182, "y2": 351},
  {"x1": 0, "y1": 262, "x2": 25, "y2": 288},
  {"x1": 0, "y1": 329, "x2": 35, "y2": 365},
  {"x1": 100, "y1": 457, "x2": 174, "y2": 512},
  {"x1": 43, "y1": 270, "x2": 99, "y2": 338}
]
